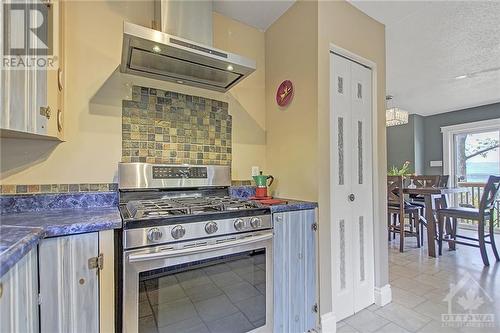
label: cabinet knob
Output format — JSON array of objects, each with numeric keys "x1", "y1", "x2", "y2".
[
  {"x1": 40, "y1": 106, "x2": 51, "y2": 119},
  {"x1": 348, "y1": 193, "x2": 355, "y2": 202}
]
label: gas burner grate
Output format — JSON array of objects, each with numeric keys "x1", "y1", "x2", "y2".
[{"x1": 125, "y1": 196, "x2": 260, "y2": 219}]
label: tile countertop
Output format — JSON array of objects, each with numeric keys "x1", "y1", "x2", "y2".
[{"x1": 0, "y1": 192, "x2": 121, "y2": 278}]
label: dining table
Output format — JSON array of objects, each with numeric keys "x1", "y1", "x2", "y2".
[{"x1": 403, "y1": 186, "x2": 468, "y2": 257}]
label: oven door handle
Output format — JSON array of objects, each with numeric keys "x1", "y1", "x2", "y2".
[{"x1": 127, "y1": 232, "x2": 272, "y2": 263}]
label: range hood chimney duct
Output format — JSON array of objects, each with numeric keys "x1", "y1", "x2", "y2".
[{"x1": 154, "y1": 0, "x2": 213, "y2": 46}]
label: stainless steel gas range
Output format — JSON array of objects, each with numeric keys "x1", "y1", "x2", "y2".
[{"x1": 117, "y1": 163, "x2": 273, "y2": 333}]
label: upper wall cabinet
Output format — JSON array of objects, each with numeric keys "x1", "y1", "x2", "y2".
[{"x1": 0, "y1": 0, "x2": 65, "y2": 140}]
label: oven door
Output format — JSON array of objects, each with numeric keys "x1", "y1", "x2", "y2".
[{"x1": 123, "y1": 231, "x2": 273, "y2": 333}]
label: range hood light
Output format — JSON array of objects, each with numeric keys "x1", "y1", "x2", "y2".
[
  {"x1": 176, "y1": 80, "x2": 184, "y2": 84},
  {"x1": 226, "y1": 65, "x2": 234, "y2": 71},
  {"x1": 152, "y1": 45, "x2": 162, "y2": 53}
]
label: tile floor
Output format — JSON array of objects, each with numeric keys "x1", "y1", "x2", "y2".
[
  {"x1": 338, "y1": 230, "x2": 500, "y2": 333},
  {"x1": 138, "y1": 252, "x2": 267, "y2": 333}
]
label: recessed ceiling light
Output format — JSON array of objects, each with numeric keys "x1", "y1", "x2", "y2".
[
  {"x1": 176, "y1": 80, "x2": 184, "y2": 84},
  {"x1": 152, "y1": 45, "x2": 161, "y2": 53},
  {"x1": 226, "y1": 65, "x2": 234, "y2": 71},
  {"x1": 455, "y1": 75, "x2": 468, "y2": 80}
]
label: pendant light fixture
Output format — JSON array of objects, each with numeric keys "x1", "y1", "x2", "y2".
[{"x1": 386, "y1": 95, "x2": 409, "y2": 127}]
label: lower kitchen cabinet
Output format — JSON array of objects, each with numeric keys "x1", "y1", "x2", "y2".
[
  {"x1": 0, "y1": 248, "x2": 39, "y2": 333},
  {"x1": 39, "y1": 232, "x2": 100, "y2": 333},
  {"x1": 273, "y1": 209, "x2": 318, "y2": 333}
]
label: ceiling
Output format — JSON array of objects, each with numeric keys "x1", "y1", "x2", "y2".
[
  {"x1": 350, "y1": 0, "x2": 500, "y2": 116},
  {"x1": 213, "y1": 0, "x2": 295, "y2": 31}
]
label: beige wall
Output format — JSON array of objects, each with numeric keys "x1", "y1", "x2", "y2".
[
  {"x1": 213, "y1": 12, "x2": 267, "y2": 180},
  {"x1": 265, "y1": 1, "x2": 318, "y2": 201},
  {"x1": 0, "y1": 1, "x2": 266, "y2": 184},
  {"x1": 316, "y1": 0, "x2": 387, "y2": 316},
  {"x1": 264, "y1": 0, "x2": 387, "y2": 317}
]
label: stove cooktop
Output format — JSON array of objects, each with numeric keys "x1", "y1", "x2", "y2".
[
  {"x1": 125, "y1": 196, "x2": 260, "y2": 219},
  {"x1": 120, "y1": 196, "x2": 270, "y2": 228}
]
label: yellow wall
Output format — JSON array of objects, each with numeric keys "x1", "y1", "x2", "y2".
[
  {"x1": 265, "y1": 1, "x2": 318, "y2": 201},
  {"x1": 264, "y1": 0, "x2": 386, "y2": 317},
  {"x1": 316, "y1": 0, "x2": 387, "y2": 316},
  {"x1": 0, "y1": 1, "x2": 266, "y2": 184},
  {"x1": 213, "y1": 12, "x2": 267, "y2": 180}
]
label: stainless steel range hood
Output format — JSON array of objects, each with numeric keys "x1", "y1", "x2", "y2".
[{"x1": 120, "y1": 0, "x2": 256, "y2": 92}]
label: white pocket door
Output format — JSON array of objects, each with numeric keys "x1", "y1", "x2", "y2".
[{"x1": 331, "y1": 52, "x2": 375, "y2": 321}]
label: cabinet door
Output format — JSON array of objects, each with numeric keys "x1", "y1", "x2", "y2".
[
  {"x1": 0, "y1": 248, "x2": 39, "y2": 333},
  {"x1": 273, "y1": 209, "x2": 317, "y2": 333},
  {"x1": 39, "y1": 232, "x2": 99, "y2": 333},
  {"x1": 45, "y1": 0, "x2": 64, "y2": 138},
  {"x1": 0, "y1": 2, "x2": 27, "y2": 132},
  {"x1": 0, "y1": 0, "x2": 63, "y2": 138}
]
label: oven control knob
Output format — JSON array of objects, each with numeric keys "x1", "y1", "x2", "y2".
[
  {"x1": 250, "y1": 217, "x2": 262, "y2": 229},
  {"x1": 234, "y1": 218, "x2": 245, "y2": 231},
  {"x1": 171, "y1": 225, "x2": 186, "y2": 239},
  {"x1": 205, "y1": 221, "x2": 218, "y2": 234},
  {"x1": 147, "y1": 227, "x2": 163, "y2": 242}
]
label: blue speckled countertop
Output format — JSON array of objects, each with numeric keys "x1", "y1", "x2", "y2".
[
  {"x1": 229, "y1": 186, "x2": 318, "y2": 213},
  {"x1": 1, "y1": 207, "x2": 121, "y2": 237},
  {"x1": 265, "y1": 199, "x2": 318, "y2": 213},
  {"x1": 0, "y1": 225, "x2": 44, "y2": 277},
  {"x1": 0, "y1": 192, "x2": 121, "y2": 277}
]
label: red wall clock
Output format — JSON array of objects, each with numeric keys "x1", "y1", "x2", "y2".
[{"x1": 276, "y1": 80, "x2": 294, "y2": 107}]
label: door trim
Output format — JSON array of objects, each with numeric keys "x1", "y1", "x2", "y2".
[{"x1": 328, "y1": 44, "x2": 386, "y2": 318}]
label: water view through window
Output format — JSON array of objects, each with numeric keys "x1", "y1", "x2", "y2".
[{"x1": 454, "y1": 130, "x2": 500, "y2": 183}]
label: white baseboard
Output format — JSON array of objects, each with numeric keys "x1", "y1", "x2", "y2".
[
  {"x1": 374, "y1": 284, "x2": 392, "y2": 306},
  {"x1": 320, "y1": 312, "x2": 337, "y2": 333}
]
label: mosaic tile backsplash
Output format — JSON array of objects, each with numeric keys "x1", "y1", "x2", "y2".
[{"x1": 122, "y1": 86, "x2": 232, "y2": 165}]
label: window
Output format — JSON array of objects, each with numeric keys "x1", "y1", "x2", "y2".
[{"x1": 454, "y1": 130, "x2": 500, "y2": 183}]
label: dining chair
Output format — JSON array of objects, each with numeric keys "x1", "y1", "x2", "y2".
[
  {"x1": 438, "y1": 175, "x2": 450, "y2": 187},
  {"x1": 387, "y1": 176, "x2": 421, "y2": 252},
  {"x1": 436, "y1": 175, "x2": 500, "y2": 266}
]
